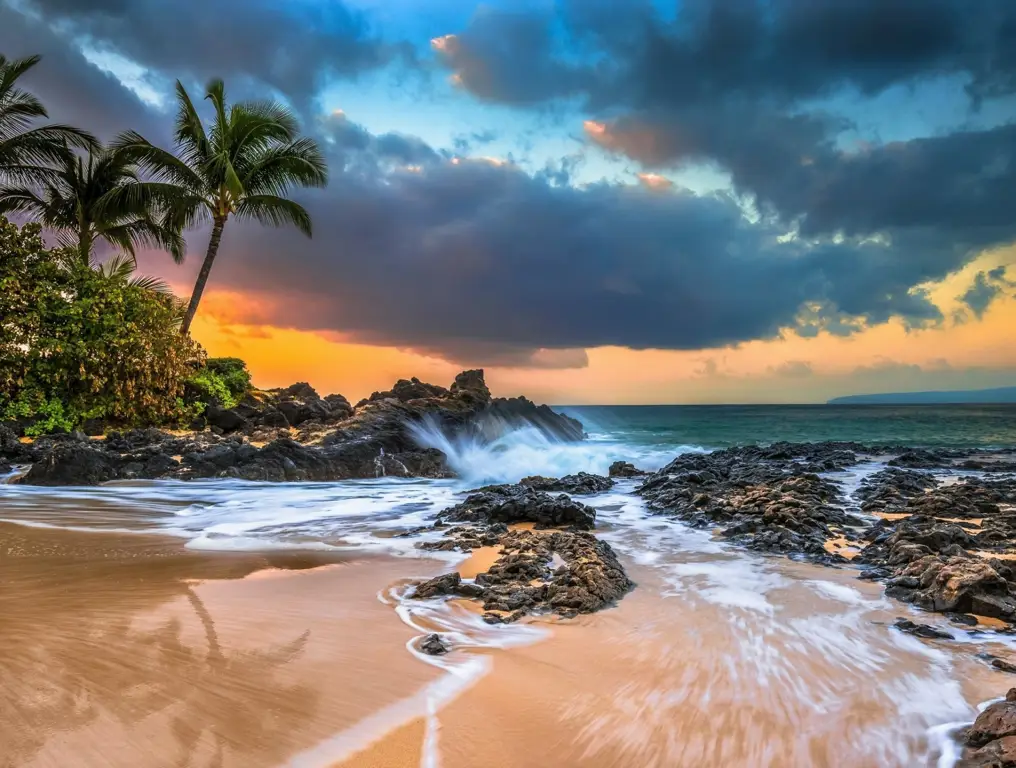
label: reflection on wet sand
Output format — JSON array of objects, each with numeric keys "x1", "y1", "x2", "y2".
[{"x1": 0, "y1": 524, "x2": 442, "y2": 768}]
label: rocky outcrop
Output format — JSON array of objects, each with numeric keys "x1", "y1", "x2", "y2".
[
  {"x1": 412, "y1": 527, "x2": 633, "y2": 622},
  {"x1": 469, "y1": 396, "x2": 584, "y2": 442},
  {"x1": 609, "y1": 461, "x2": 648, "y2": 478},
  {"x1": 14, "y1": 370, "x2": 588, "y2": 486},
  {"x1": 438, "y1": 484, "x2": 597, "y2": 530},
  {"x1": 519, "y1": 472, "x2": 614, "y2": 495},
  {"x1": 958, "y1": 689, "x2": 1016, "y2": 767},
  {"x1": 637, "y1": 443, "x2": 866, "y2": 562}
]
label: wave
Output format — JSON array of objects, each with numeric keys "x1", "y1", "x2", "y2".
[{"x1": 409, "y1": 415, "x2": 696, "y2": 486}]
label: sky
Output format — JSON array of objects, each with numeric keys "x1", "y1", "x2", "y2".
[{"x1": 1, "y1": 0, "x2": 1015, "y2": 404}]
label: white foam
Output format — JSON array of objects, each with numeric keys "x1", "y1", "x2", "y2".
[{"x1": 410, "y1": 416, "x2": 683, "y2": 485}]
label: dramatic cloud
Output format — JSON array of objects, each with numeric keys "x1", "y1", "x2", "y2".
[
  {"x1": 167, "y1": 117, "x2": 977, "y2": 367},
  {"x1": 958, "y1": 267, "x2": 1016, "y2": 319},
  {"x1": 3, "y1": 0, "x2": 1016, "y2": 372},
  {"x1": 437, "y1": 0, "x2": 1016, "y2": 111},
  {"x1": 0, "y1": 5, "x2": 164, "y2": 141},
  {"x1": 6, "y1": 0, "x2": 406, "y2": 110},
  {"x1": 440, "y1": 1, "x2": 1016, "y2": 244}
]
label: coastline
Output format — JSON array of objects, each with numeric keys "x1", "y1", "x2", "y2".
[
  {"x1": 3, "y1": 514, "x2": 1011, "y2": 768},
  {"x1": 1, "y1": 523, "x2": 446, "y2": 768}
]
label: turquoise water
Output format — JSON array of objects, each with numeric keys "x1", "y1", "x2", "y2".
[{"x1": 558, "y1": 404, "x2": 1016, "y2": 449}]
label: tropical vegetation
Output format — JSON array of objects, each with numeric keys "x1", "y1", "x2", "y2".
[
  {"x1": 0, "y1": 53, "x2": 325, "y2": 434},
  {"x1": 116, "y1": 79, "x2": 327, "y2": 334}
]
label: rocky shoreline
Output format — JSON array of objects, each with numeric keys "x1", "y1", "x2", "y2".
[
  {"x1": 637, "y1": 442, "x2": 1016, "y2": 627},
  {"x1": 0, "y1": 370, "x2": 584, "y2": 485},
  {"x1": 6, "y1": 388, "x2": 1016, "y2": 758}
]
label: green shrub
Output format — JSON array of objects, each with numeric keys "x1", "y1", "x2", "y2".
[
  {"x1": 184, "y1": 358, "x2": 252, "y2": 409},
  {"x1": 206, "y1": 357, "x2": 252, "y2": 399},
  {"x1": 0, "y1": 220, "x2": 205, "y2": 432}
]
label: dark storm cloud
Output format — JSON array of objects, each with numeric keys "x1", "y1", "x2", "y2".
[
  {"x1": 438, "y1": 0, "x2": 1016, "y2": 111},
  {"x1": 589, "y1": 116, "x2": 1016, "y2": 242},
  {"x1": 10, "y1": 0, "x2": 406, "y2": 109},
  {"x1": 0, "y1": 4, "x2": 164, "y2": 142},
  {"x1": 180, "y1": 120, "x2": 981, "y2": 367},
  {"x1": 437, "y1": 0, "x2": 1016, "y2": 244},
  {"x1": 958, "y1": 267, "x2": 1016, "y2": 319},
  {"x1": 320, "y1": 111, "x2": 444, "y2": 172}
]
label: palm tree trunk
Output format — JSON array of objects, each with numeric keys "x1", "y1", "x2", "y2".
[{"x1": 180, "y1": 218, "x2": 225, "y2": 336}]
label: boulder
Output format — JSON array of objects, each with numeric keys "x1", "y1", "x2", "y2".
[
  {"x1": 520, "y1": 472, "x2": 614, "y2": 495},
  {"x1": 419, "y1": 634, "x2": 450, "y2": 656},
  {"x1": 892, "y1": 617, "x2": 953, "y2": 639},
  {"x1": 18, "y1": 443, "x2": 119, "y2": 486},
  {"x1": 440, "y1": 485, "x2": 597, "y2": 530},
  {"x1": 609, "y1": 461, "x2": 648, "y2": 478},
  {"x1": 205, "y1": 405, "x2": 248, "y2": 434},
  {"x1": 886, "y1": 556, "x2": 1016, "y2": 621}
]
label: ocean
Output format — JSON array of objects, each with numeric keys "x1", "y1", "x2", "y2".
[{"x1": 561, "y1": 403, "x2": 1016, "y2": 450}]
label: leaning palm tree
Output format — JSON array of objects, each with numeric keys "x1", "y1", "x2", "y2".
[
  {"x1": 0, "y1": 142, "x2": 185, "y2": 266},
  {"x1": 115, "y1": 79, "x2": 328, "y2": 335},
  {"x1": 0, "y1": 53, "x2": 95, "y2": 186}
]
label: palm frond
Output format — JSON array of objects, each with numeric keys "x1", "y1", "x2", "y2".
[
  {"x1": 173, "y1": 80, "x2": 212, "y2": 169},
  {"x1": 242, "y1": 137, "x2": 328, "y2": 195},
  {"x1": 234, "y1": 194, "x2": 313, "y2": 236}
]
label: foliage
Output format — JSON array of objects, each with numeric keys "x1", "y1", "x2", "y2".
[
  {"x1": 0, "y1": 219, "x2": 204, "y2": 432},
  {"x1": 207, "y1": 357, "x2": 252, "y2": 398},
  {"x1": 0, "y1": 54, "x2": 95, "y2": 188},
  {"x1": 115, "y1": 79, "x2": 328, "y2": 333},
  {"x1": 0, "y1": 142, "x2": 184, "y2": 265},
  {"x1": 184, "y1": 358, "x2": 252, "y2": 409}
]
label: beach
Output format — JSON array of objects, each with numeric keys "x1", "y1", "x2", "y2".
[
  {"x1": 5, "y1": 405, "x2": 1016, "y2": 767},
  {"x1": 1, "y1": 514, "x2": 1008, "y2": 768}
]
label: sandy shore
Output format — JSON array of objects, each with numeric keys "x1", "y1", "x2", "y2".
[
  {"x1": 2, "y1": 521, "x2": 1009, "y2": 768},
  {"x1": 0, "y1": 524, "x2": 443, "y2": 768}
]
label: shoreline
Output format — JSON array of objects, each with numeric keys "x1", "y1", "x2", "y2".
[{"x1": 6, "y1": 436, "x2": 1016, "y2": 766}]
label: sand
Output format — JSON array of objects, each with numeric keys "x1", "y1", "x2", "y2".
[
  {"x1": 0, "y1": 524, "x2": 443, "y2": 768},
  {"x1": 3, "y1": 522, "x2": 1011, "y2": 768}
]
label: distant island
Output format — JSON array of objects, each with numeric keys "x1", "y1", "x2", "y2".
[{"x1": 828, "y1": 386, "x2": 1016, "y2": 405}]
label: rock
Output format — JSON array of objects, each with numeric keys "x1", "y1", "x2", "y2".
[
  {"x1": 948, "y1": 613, "x2": 980, "y2": 626},
  {"x1": 967, "y1": 694, "x2": 1016, "y2": 748},
  {"x1": 888, "y1": 449, "x2": 947, "y2": 468},
  {"x1": 324, "y1": 393, "x2": 353, "y2": 419},
  {"x1": 440, "y1": 485, "x2": 597, "y2": 530},
  {"x1": 609, "y1": 461, "x2": 647, "y2": 478},
  {"x1": 980, "y1": 655, "x2": 1016, "y2": 674},
  {"x1": 959, "y1": 735, "x2": 1016, "y2": 767},
  {"x1": 259, "y1": 409, "x2": 290, "y2": 429},
  {"x1": 419, "y1": 634, "x2": 450, "y2": 656},
  {"x1": 892, "y1": 617, "x2": 953, "y2": 639},
  {"x1": 450, "y1": 369, "x2": 490, "y2": 401},
  {"x1": 474, "y1": 529, "x2": 633, "y2": 619},
  {"x1": 18, "y1": 443, "x2": 119, "y2": 486},
  {"x1": 412, "y1": 572, "x2": 463, "y2": 599},
  {"x1": 520, "y1": 472, "x2": 614, "y2": 495},
  {"x1": 277, "y1": 398, "x2": 329, "y2": 427},
  {"x1": 637, "y1": 444, "x2": 859, "y2": 562},
  {"x1": 205, "y1": 405, "x2": 248, "y2": 433},
  {"x1": 886, "y1": 556, "x2": 1016, "y2": 621},
  {"x1": 280, "y1": 382, "x2": 319, "y2": 400},
  {"x1": 471, "y1": 395, "x2": 584, "y2": 442}
]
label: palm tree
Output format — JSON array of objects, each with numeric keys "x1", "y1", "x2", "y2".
[
  {"x1": 0, "y1": 53, "x2": 95, "y2": 186},
  {"x1": 0, "y1": 142, "x2": 185, "y2": 266},
  {"x1": 115, "y1": 79, "x2": 328, "y2": 335}
]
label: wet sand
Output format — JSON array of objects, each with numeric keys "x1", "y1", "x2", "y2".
[
  {"x1": 2, "y1": 522, "x2": 1012, "y2": 768},
  {"x1": 0, "y1": 524, "x2": 443, "y2": 768}
]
